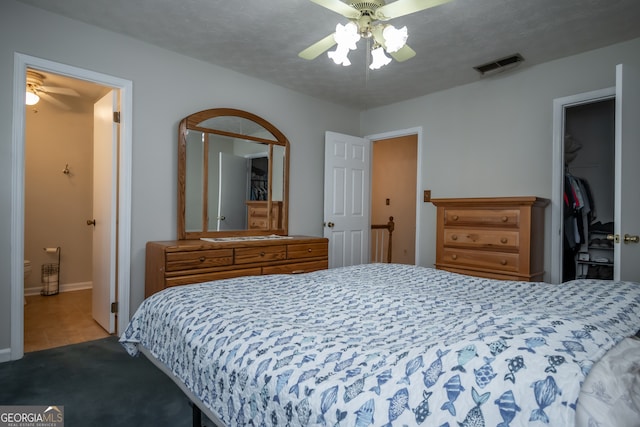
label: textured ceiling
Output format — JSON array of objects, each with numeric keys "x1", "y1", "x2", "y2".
[{"x1": 15, "y1": 0, "x2": 640, "y2": 109}]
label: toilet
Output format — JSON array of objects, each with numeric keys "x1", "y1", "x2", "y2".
[{"x1": 24, "y1": 260, "x2": 31, "y2": 304}]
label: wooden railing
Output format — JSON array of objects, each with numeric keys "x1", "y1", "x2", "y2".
[{"x1": 371, "y1": 216, "x2": 395, "y2": 263}]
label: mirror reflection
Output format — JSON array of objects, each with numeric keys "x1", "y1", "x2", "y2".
[{"x1": 178, "y1": 109, "x2": 289, "y2": 239}]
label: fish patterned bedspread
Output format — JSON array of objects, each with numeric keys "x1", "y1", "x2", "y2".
[{"x1": 120, "y1": 264, "x2": 640, "y2": 427}]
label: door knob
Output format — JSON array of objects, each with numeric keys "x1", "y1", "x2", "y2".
[
  {"x1": 327, "y1": 222, "x2": 335, "y2": 228},
  {"x1": 87, "y1": 219, "x2": 96, "y2": 226},
  {"x1": 624, "y1": 234, "x2": 639, "y2": 244},
  {"x1": 606, "y1": 234, "x2": 620, "y2": 243}
]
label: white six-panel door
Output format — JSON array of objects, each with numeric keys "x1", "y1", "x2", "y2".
[
  {"x1": 218, "y1": 152, "x2": 248, "y2": 231},
  {"x1": 614, "y1": 63, "x2": 640, "y2": 281},
  {"x1": 324, "y1": 131, "x2": 371, "y2": 268},
  {"x1": 92, "y1": 91, "x2": 117, "y2": 333}
]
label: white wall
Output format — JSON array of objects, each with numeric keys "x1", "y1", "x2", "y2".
[
  {"x1": 361, "y1": 37, "x2": 640, "y2": 278},
  {"x1": 3, "y1": 0, "x2": 640, "y2": 355},
  {"x1": 0, "y1": 0, "x2": 361, "y2": 352}
]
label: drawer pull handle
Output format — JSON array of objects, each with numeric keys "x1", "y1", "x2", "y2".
[
  {"x1": 501, "y1": 216, "x2": 508, "y2": 222},
  {"x1": 260, "y1": 252, "x2": 266, "y2": 257},
  {"x1": 451, "y1": 254, "x2": 458, "y2": 260},
  {"x1": 500, "y1": 237, "x2": 508, "y2": 244},
  {"x1": 199, "y1": 257, "x2": 205, "y2": 262},
  {"x1": 452, "y1": 215, "x2": 459, "y2": 221},
  {"x1": 291, "y1": 270, "x2": 305, "y2": 274},
  {"x1": 451, "y1": 235, "x2": 458, "y2": 241},
  {"x1": 500, "y1": 259, "x2": 507, "y2": 265},
  {"x1": 307, "y1": 248, "x2": 312, "y2": 252}
]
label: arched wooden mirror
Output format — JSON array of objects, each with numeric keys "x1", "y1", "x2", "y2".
[{"x1": 178, "y1": 108, "x2": 289, "y2": 239}]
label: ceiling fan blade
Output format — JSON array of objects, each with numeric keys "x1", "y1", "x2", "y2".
[
  {"x1": 389, "y1": 44, "x2": 416, "y2": 62},
  {"x1": 308, "y1": 0, "x2": 361, "y2": 19},
  {"x1": 299, "y1": 33, "x2": 337, "y2": 60},
  {"x1": 38, "y1": 92, "x2": 71, "y2": 110},
  {"x1": 41, "y1": 85, "x2": 81, "y2": 97},
  {"x1": 375, "y1": 0, "x2": 451, "y2": 20}
]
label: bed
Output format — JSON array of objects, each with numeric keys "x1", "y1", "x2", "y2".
[{"x1": 120, "y1": 263, "x2": 640, "y2": 426}]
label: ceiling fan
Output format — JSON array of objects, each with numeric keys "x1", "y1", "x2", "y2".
[
  {"x1": 299, "y1": 0, "x2": 451, "y2": 69},
  {"x1": 26, "y1": 70, "x2": 80, "y2": 110}
]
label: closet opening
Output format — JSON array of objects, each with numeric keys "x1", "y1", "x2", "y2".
[{"x1": 562, "y1": 98, "x2": 615, "y2": 282}]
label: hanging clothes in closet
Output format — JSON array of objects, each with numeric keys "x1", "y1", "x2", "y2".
[{"x1": 563, "y1": 171, "x2": 595, "y2": 281}]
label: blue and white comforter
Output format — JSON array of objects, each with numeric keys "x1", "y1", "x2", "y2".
[{"x1": 120, "y1": 264, "x2": 640, "y2": 426}]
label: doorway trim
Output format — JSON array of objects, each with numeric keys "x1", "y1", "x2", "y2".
[
  {"x1": 365, "y1": 127, "x2": 423, "y2": 264},
  {"x1": 550, "y1": 87, "x2": 615, "y2": 283},
  {"x1": 11, "y1": 53, "x2": 133, "y2": 360}
]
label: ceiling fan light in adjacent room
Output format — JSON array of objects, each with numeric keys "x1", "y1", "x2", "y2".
[
  {"x1": 369, "y1": 45, "x2": 391, "y2": 70},
  {"x1": 382, "y1": 25, "x2": 408, "y2": 53},
  {"x1": 25, "y1": 90, "x2": 40, "y2": 105}
]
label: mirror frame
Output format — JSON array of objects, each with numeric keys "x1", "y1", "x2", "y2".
[{"x1": 178, "y1": 108, "x2": 289, "y2": 239}]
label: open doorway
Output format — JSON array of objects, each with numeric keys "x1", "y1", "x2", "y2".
[
  {"x1": 552, "y1": 64, "x2": 640, "y2": 283},
  {"x1": 561, "y1": 99, "x2": 615, "y2": 282},
  {"x1": 11, "y1": 53, "x2": 133, "y2": 361},
  {"x1": 23, "y1": 69, "x2": 113, "y2": 352},
  {"x1": 551, "y1": 87, "x2": 616, "y2": 283},
  {"x1": 371, "y1": 135, "x2": 417, "y2": 264}
]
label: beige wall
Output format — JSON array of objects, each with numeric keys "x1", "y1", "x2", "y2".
[
  {"x1": 24, "y1": 96, "x2": 94, "y2": 292},
  {"x1": 371, "y1": 135, "x2": 417, "y2": 264}
]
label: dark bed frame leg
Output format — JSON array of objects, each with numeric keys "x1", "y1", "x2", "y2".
[{"x1": 191, "y1": 401, "x2": 202, "y2": 427}]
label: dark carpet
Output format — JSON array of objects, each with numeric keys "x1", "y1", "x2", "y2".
[{"x1": 0, "y1": 337, "x2": 194, "y2": 426}]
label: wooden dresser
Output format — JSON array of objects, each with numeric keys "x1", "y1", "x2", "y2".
[
  {"x1": 145, "y1": 236, "x2": 328, "y2": 297},
  {"x1": 246, "y1": 201, "x2": 283, "y2": 230},
  {"x1": 432, "y1": 197, "x2": 549, "y2": 281}
]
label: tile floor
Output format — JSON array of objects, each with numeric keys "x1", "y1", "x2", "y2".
[{"x1": 24, "y1": 289, "x2": 110, "y2": 353}]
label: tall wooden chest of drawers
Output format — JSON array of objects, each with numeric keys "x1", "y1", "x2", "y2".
[
  {"x1": 432, "y1": 197, "x2": 549, "y2": 281},
  {"x1": 246, "y1": 201, "x2": 283, "y2": 230},
  {"x1": 145, "y1": 236, "x2": 328, "y2": 297}
]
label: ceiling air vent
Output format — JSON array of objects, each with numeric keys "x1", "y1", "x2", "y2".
[{"x1": 473, "y1": 53, "x2": 524, "y2": 76}]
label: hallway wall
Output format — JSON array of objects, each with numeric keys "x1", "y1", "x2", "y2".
[
  {"x1": 371, "y1": 135, "x2": 417, "y2": 264},
  {"x1": 24, "y1": 92, "x2": 94, "y2": 293}
]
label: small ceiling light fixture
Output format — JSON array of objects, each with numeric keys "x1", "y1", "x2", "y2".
[
  {"x1": 300, "y1": 0, "x2": 451, "y2": 70},
  {"x1": 369, "y1": 44, "x2": 392, "y2": 70},
  {"x1": 328, "y1": 21, "x2": 361, "y2": 66},
  {"x1": 25, "y1": 70, "x2": 44, "y2": 106},
  {"x1": 382, "y1": 25, "x2": 408, "y2": 53},
  {"x1": 25, "y1": 89, "x2": 40, "y2": 105}
]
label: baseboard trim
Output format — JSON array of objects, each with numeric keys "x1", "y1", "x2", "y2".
[
  {"x1": 0, "y1": 348, "x2": 10, "y2": 363},
  {"x1": 24, "y1": 281, "x2": 93, "y2": 296}
]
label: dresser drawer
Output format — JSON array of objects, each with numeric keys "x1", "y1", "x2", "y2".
[
  {"x1": 247, "y1": 205, "x2": 268, "y2": 217},
  {"x1": 248, "y1": 217, "x2": 270, "y2": 229},
  {"x1": 443, "y1": 228, "x2": 519, "y2": 250},
  {"x1": 263, "y1": 260, "x2": 328, "y2": 275},
  {"x1": 287, "y1": 242, "x2": 329, "y2": 260},
  {"x1": 440, "y1": 247, "x2": 520, "y2": 273},
  {"x1": 146, "y1": 237, "x2": 329, "y2": 297},
  {"x1": 246, "y1": 201, "x2": 282, "y2": 230},
  {"x1": 444, "y1": 208, "x2": 520, "y2": 228},
  {"x1": 166, "y1": 249, "x2": 233, "y2": 272},
  {"x1": 166, "y1": 267, "x2": 262, "y2": 287},
  {"x1": 235, "y1": 245, "x2": 287, "y2": 264}
]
